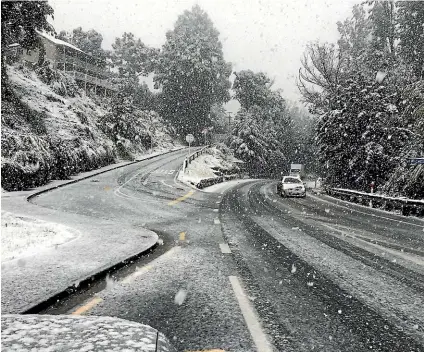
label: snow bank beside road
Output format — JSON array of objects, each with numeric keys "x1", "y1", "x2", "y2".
[
  {"x1": 1, "y1": 212, "x2": 78, "y2": 262},
  {"x1": 179, "y1": 145, "x2": 242, "y2": 187}
]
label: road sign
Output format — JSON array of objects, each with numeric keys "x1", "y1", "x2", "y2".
[
  {"x1": 409, "y1": 158, "x2": 424, "y2": 165},
  {"x1": 186, "y1": 134, "x2": 194, "y2": 144}
]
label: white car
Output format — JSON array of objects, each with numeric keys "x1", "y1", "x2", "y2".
[{"x1": 277, "y1": 176, "x2": 306, "y2": 198}]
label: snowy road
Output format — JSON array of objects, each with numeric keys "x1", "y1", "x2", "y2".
[
  {"x1": 30, "y1": 150, "x2": 424, "y2": 351},
  {"x1": 221, "y1": 181, "x2": 424, "y2": 351}
]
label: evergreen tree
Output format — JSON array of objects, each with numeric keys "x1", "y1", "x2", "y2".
[
  {"x1": 1, "y1": 0, "x2": 54, "y2": 52},
  {"x1": 110, "y1": 32, "x2": 158, "y2": 77},
  {"x1": 397, "y1": 2, "x2": 424, "y2": 79},
  {"x1": 154, "y1": 5, "x2": 232, "y2": 139},
  {"x1": 232, "y1": 70, "x2": 273, "y2": 110},
  {"x1": 230, "y1": 70, "x2": 293, "y2": 176},
  {"x1": 230, "y1": 107, "x2": 286, "y2": 177}
]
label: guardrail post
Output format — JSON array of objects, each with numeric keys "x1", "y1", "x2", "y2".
[{"x1": 369, "y1": 181, "x2": 376, "y2": 208}]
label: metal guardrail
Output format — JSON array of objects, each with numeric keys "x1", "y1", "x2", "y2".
[
  {"x1": 182, "y1": 145, "x2": 211, "y2": 172},
  {"x1": 327, "y1": 187, "x2": 424, "y2": 217},
  {"x1": 181, "y1": 145, "x2": 240, "y2": 189}
]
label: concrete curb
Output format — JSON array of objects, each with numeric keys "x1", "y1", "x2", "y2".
[{"x1": 22, "y1": 240, "x2": 159, "y2": 314}]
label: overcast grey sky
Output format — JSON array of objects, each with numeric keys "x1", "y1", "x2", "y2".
[{"x1": 50, "y1": 0, "x2": 359, "y2": 110}]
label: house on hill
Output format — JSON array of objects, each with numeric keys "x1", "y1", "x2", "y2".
[{"x1": 6, "y1": 31, "x2": 116, "y2": 96}]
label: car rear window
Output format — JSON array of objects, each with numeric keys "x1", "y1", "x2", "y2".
[{"x1": 283, "y1": 177, "x2": 302, "y2": 184}]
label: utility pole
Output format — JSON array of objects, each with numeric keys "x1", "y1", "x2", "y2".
[{"x1": 228, "y1": 112, "x2": 232, "y2": 135}]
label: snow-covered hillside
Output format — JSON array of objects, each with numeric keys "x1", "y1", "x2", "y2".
[{"x1": 1, "y1": 65, "x2": 179, "y2": 191}]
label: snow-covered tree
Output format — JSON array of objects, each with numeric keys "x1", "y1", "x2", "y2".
[
  {"x1": 381, "y1": 81, "x2": 424, "y2": 198},
  {"x1": 397, "y1": 2, "x2": 424, "y2": 80},
  {"x1": 57, "y1": 27, "x2": 107, "y2": 67},
  {"x1": 230, "y1": 107, "x2": 286, "y2": 177},
  {"x1": 299, "y1": 1, "x2": 423, "y2": 196},
  {"x1": 154, "y1": 5, "x2": 232, "y2": 139},
  {"x1": 229, "y1": 70, "x2": 293, "y2": 176},
  {"x1": 209, "y1": 103, "x2": 228, "y2": 133},
  {"x1": 233, "y1": 70, "x2": 274, "y2": 111},
  {"x1": 110, "y1": 32, "x2": 158, "y2": 77},
  {"x1": 1, "y1": 0, "x2": 54, "y2": 52}
]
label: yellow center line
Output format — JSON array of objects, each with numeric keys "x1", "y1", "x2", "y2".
[
  {"x1": 179, "y1": 232, "x2": 186, "y2": 241},
  {"x1": 168, "y1": 190, "x2": 195, "y2": 206},
  {"x1": 71, "y1": 297, "x2": 103, "y2": 315},
  {"x1": 121, "y1": 247, "x2": 181, "y2": 285},
  {"x1": 122, "y1": 265, "x2": 153, "y2": 284}
]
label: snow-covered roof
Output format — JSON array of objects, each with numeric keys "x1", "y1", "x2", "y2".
[{"x1": 36, "y1": 30, "x2": 84, "y2": 53}]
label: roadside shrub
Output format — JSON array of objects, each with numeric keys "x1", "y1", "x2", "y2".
[{"x1": 35, "y1": 65, "x2": 80, "y2": 97}]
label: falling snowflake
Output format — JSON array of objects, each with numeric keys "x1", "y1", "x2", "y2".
[{"x1": 174, "y1": 289, "x2": 187, "y2": 305}]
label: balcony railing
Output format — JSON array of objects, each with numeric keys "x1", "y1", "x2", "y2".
[
  {"x1": 55, "y1": 53, "x2": 105, "y2": 77},
  {"x1": 72, "y1": 71, "x2": 116, "y2": 91}
]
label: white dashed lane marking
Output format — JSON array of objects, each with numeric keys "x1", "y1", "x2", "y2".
[{"x1": 229, "y1": 276, "x2": 274, "y2": 352}]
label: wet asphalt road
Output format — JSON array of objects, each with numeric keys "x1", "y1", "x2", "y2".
[{"x1": 33, "y1": 150, "x2": 424, "y2": 351}]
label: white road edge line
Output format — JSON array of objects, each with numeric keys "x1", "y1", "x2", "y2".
[
  {"x1": 229, "y1": 276, "x2": 274, "y2": 352},
  {"x1": 322, "y1": 223, "x2": 424, "y2": 265},
  {"x1": 161, "y1": 180, "x2": 174, "y2": 189},
  {"x1": 114, "y1": 167, "x2": 147, "y2": 198},
  {"x1": 219, "y1": 243, "x2": 231, "y2": 254}
]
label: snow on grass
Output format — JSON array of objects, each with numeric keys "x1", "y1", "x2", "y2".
[
  {"x1": 1, "y1": 212, "x2": 78, "y2": 262},
  {"x1": 6, "y1": 65, "x2": 181, "y2": 155}
]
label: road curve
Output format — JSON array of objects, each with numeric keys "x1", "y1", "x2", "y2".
[{"x1": 30, "y1": 150, "x2": 424, "y2": 352}]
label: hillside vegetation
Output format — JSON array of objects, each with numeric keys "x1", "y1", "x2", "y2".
[{"x1": 1, "y1": 64, "x2": 178, "y2": 191}]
